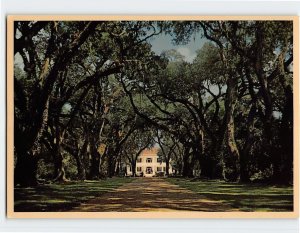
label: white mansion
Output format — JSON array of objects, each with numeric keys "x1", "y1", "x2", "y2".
[{"x1": 126, "y1": 148, "x2": 173, "y2": 177}]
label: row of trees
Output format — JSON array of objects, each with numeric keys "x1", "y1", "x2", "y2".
[{"x1": 14, "y1": 20, "x2": 293, "y2": 186}]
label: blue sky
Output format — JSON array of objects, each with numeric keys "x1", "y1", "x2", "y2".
[
  {"x1": 149, "y1": 32, "x2": 207, "y2": 63},
  {"x1": 14, "y1": 29, "x2": 207, "y2": 68}
]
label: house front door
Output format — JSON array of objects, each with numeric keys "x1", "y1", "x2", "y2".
[{"x1": 146, "y1": 167, "x2": 153, "y2": 174}]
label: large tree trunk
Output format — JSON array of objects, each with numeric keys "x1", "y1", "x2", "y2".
[
  {"x1": 14, "y1": 126, "x2": 36, "y2": 186},
  {"x1": 14, "y1": 151, "x2": 38, "y2": 187},
  {"x1": 115, "y1": 160, "x2": 120, "y2": 175},
  {"x1": 77, "y1": 139, "x2": 88, "y2": 180},
  {"x1": 238, "y1": 68, "x2": 259, "y2": 183},
  {"x1": 224, "y1": 78, "x2": 240, "y2": 182},
  {"x1": 74, "y1": 146, "x2": 87, "y2": 181},
  {"x1": 200, "y1": 131, "x2": 215, "y2": 179},
  {"x1": 52, "y1": 113, "x2": 68, "y2": 183},
  {"x1": 64, "y1": 142, "x2": 87, "y2": 181},
  {"x1": 239, "y1": 104, "x2": 257, "y2": 183},
  {"x1": 107, "y1": 156, "x2": 117, "y2": 178},
  {"x1": 182, "y1": 146, "x2": 193, "y2": 177},
  {"x1": 254, "y1": 23, "x2": 279, "y2": 182},
  {"x1": 131, "y1": 160, "x2": 136, "y2": 177},
  {"x1": 53, "y1": 152, "x2": 67, "y2": 182},
  {"x1": 165, "y1": 159, "x2": 170, "y2": 176},
  {"x1": 191, "y1": 140, "x2": 201, "y2": 178},
  {"x1": 200, "y1": 153, "x2": 214, "y2": 179},
  {"x1": 239, "y1": 152, "x2": 250, "y2": 183},
  {"x1": 14, "y1": 98, "x2": 50, "y2": 186},
  {"x1": 107, "y1": 145, "x2": 122, "y2": 177},
  {"x1": 89, "y1": 138, "x2": 101, "y2": 179},
  {"x1": 204, "y1": 132, "x2": 227, "y2": 180},
  {"x1": 53, "y1": 137, "x2": 67, "y2": 182},
  {"x1": 275, "y1": 84, "x2": 293, "y2": 184},
  {"x1": 226, "y1": 116, "x2": 240, "y2": 182},
  {"x1": 271, "y1": 53, "x2": 293, "y2": 184}
]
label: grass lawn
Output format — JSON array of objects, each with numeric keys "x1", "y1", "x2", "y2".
[
  {"x1": 14, "y1": 177, "x2": 134, "y2": 212},
  {"x1": 166, "y1": 178, "x2": 293, "y2": 212}
]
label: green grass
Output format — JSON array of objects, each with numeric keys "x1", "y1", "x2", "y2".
[
  {"x1": 166, "y1": 178, "x2": 293, "y2": 212},
  {"x1": 14, "y1": 177, "x2": 134, "y2": 212}
]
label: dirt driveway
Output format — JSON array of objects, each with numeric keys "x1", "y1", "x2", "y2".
[{"x1": 70, "y1": 178, "x2": 238, "y2": 212}]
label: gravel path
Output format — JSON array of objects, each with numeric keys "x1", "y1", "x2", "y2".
[{"x1": 70, "y1": 178, "x2": 238, "y2": 212}]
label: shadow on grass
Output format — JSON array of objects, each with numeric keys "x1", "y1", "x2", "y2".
[
  {"x1": 166, "y1": 178, "x2": 293, "y2": 212},
  {"x1": 14, "y1": 177, "x2": 134, "y2": 212}
]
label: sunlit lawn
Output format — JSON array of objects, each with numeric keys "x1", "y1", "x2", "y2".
[
  {"x1": 15, "y1": 177, "x2": 293, "y2": 212},
  {"x1": 167, "y1": 178, "x2": 293, "y2": 212},
  {"x1": 14, "y1": 177, "x2": 134, "y2": 212}
]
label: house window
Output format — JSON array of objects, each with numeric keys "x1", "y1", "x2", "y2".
[
  {"x1": 137, "y1": 158, "x2": 142, "y2": 163},
  {"x1": 137, "y1": 167, "x2": 142, "y2": 172},
  {"x1": 157, "y1": 158, "x2": 162, "y2": 163},
  {"x1": 163, "y1": 167, "x2": 166, "y2": 172},
  {"x1": 146, "y1": 158, "x2": 152, "y2": 163},
  {"x1": 157, "y1": 167, "x2": 162, "y2": 172},
  {"x1": 129, "y1": 166, "x2": 131, "y2": 172}
]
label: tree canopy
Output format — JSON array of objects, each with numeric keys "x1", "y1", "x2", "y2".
[{"x1": 13, "y1": 20, "x2": 293, "y2": 186}]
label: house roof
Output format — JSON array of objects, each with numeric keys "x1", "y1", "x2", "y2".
[{"x1": 141, "y1": 147, "x2": 159, "y2": 155}]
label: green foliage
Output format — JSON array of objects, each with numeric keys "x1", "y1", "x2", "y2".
[{"x1": 37, "y1": 159, "x2": 55, "y2": 180}]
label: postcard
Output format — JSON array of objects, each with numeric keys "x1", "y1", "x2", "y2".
[{"x1": 7, "y1": 15, "x2": 299, "y2": 218}]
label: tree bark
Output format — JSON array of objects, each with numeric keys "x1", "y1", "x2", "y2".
[
  {"x1": 89, "y1": 138, "x2": 101, "y2": 179},
  {"x1": 53, "y1": 150, "x2": 67, "y2": 182},
  {"x1": 224, "y1": 78, "x2": 240, "y2": 182},
  {"x1": 75, "y1": 142, "x2": 87, "y2": 181},
  {"x1": 165, "y1": 159, "x2": 170, "y2": 176},
  {"x1": 131, "y1": 160, "x2": 137, "y2": 177},
  {"x1": 276, "y1": 80, "x2": 293, "y2": 184},
  {"x1": 182, "y1": 146, "x2": 193, "y2": 177},
  {"x1": 14, "y1": 98, "x2": 50, "y2": 186}
]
